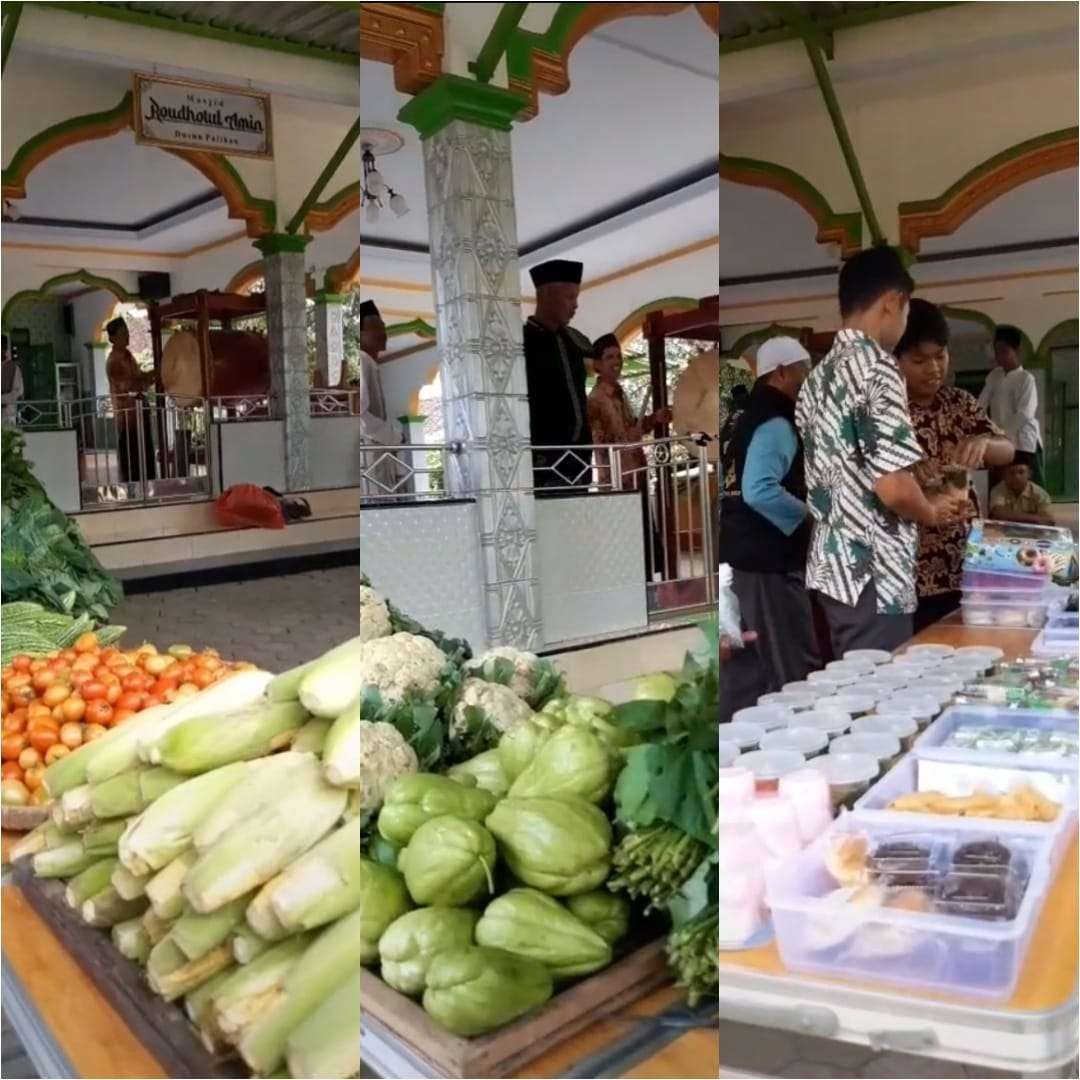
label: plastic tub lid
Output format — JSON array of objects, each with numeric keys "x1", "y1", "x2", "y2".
[
  {"x1": 905, "y1": 643, "x2": 956, "y2": 659},
  {"x1": 807, "y1": 670, "x2": 849, "y2": 687},
  {"x1": 826, "y1": 659, "x2": 875, "y2": 677},
  {"x1": 955, "y1": 645, "x2": 1005, "y2": 661},
  {"x1": 829, "y1": 732, "x2": 900, "y2": 763},
  {"x1": 781, "y1": 680, "x2": 825, "y2": 696},
  {"x1": 852, "y1": 714, "x2": 918, "y2": 741},
  {"x1": 759, "y1": 690, "x2": 818, "y2": 711},
  {"x1": 718, "y1": 740, "x2": 741, "y2": 769},
  {"x1": 737, "y1": 749, "x2": 806, "y2": 782},
  {"x1": 817, "y1": 692, "x2": 877, "y2": 715},
  {"x1": 884, "y1": 691, "x2": 940, "y2": 718},
  {"x1": 733, "y1": 704, "x2": 793, "y2": 732},
  {"x1": 843, "y1": 649, "x2": 893, "y2": 666},
  {"x1": 807, "y1": 751, "x2": 880, "y2": 786},
  {"x1": 760, "y1": 726, "x2": 830, "y2": 756},
  {"x1": 724, "y1": 721, "x2": 766, "y2": 750},
  {"x1": 797, "y1": 709, "x2": 851, "y2": 737}
]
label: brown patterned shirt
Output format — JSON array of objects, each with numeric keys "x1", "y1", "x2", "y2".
[{"x1": 908, "y1": 386, "x2": 1001, "y2": 597}]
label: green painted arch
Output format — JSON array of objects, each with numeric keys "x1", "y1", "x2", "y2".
[
  {"x1": 727, "y1": 324, "x2": 814, "y2": 361},
  {"x1": 2, "y1": 270, "x2": 137, "y2": 330},
  {"x1": 614, "y1": 296, "x2": 699, "y2": 344},
  {"x1": 387, "y1": 318, "x2": 437, "y2": 339},
  {"x1": 1036, "y1": 318, "x2": 1079, "y2": 365},
  {"x1": 720, "y1": 152, "x2": 863, "y2": 256},
  {"x1": 939, "y1": 305, "x2": 1038, "y2": 369}
]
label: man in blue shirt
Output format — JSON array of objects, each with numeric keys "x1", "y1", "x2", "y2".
[{"x1": 718, "y1": 337, "x2": 820, "y2": 692}]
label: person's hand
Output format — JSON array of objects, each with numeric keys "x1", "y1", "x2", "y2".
[
  {"x1": 950, "y1": 436, "x2": 991, "y2": 470},
  {"x1": 925, "y1": 489, "x2": 970, "y2": 528},
  {"x1": 649, "y1": 407, "x2": 673, "y2": 426},
  {"x1": 719, "y1": 631, "x2": 757, "y2": 662}
]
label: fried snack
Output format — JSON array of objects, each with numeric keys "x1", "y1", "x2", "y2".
[
  {"x1": 826, "y1": 833, "x2": 871, "y2": 886},
  {"x1": 888, "y1": 783, "x2": 1060, "y2": 822}
]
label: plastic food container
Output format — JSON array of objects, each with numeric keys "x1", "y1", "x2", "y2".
[
  {"x1": 733, "y1": 705, "x2": 794, "y2": 732},
  {"x1": 961, "y1": 570, "x2": 1048, "y2": 594},
  {"x1": 808, "y1": 669, "x2": 851, "y2": 689},
  {"x1": 766, "y1": 816, "x2": 1052, "y2": 999},
  {"x1": 738, "y1": 749, "x2": 806, "y2": 792},
  {"x1": 724, "y1": 721, "x2": 766, "y2": 751},
  {"x1": 759, "y1": 690, "x2": 818, "y2": 712},
  {"x1": 798, "y1": 709, "x2": 851, "y2": 738},
  {"x1": 852, "y1": 714, "x2": 919, "y2": 753},
  {"x1": 807, "y1": 752, "x2": 879, "y2": 810},
  {"x1": 817, "y1": 693, "x2": 877, "y2": 717},
  {"x1": 830, "y1": 732, "x2": 901, "y2": 772},
  {"x1": 960, "y1": 597, "x2": 1049, "y2": 629},
  {"x1": 906, "y1": 644, "x2": 956, "y2": 660},
  {"x1": 885, "y1": 692, "x2": 941, "y2": 727},
  {"x1": 827, "y1": 660, "x2": 875, "y2": 678},
  {"x1": 761, "y1": 726, "x2": 830, "y2": 758},
  {"x1": 964, "y1": 519, "x2": 1074, "y2": 577},
  {"x1": 718, "y1": 740, "x2": 742, "y2": 769},
  {"x1": 914, "y1": 706, "x2": 1079, "y2": 773},
  {"x1": 844, "y1": 649, "x2": 893, "y2": 666}
]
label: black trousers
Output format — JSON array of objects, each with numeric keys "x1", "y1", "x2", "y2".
[
  {"x1": 914, "y1": 590, "x2": 962, "y2": 635},
  {"x1": 815, "y1": 580, "x2": 913, "y2": 656}
]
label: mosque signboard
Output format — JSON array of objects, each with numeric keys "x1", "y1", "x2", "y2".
[{"x1": 134, "y1": 73, "x2": 272, "y2": 159}]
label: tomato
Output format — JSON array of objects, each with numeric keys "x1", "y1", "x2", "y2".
[
  {"x1": 42, "y1": 683, "x2": 71, "y2": 708},
  {"x1": 61, "y1": 649, "x2": 78, "y2": 663},
  {"x1": 2, "y1": 778, "x2": 29, "y2": 806},
  {"x1": 1, "y1": 761, "x2": 22, "y2": 780},
  {"x1": 45, "y1": 743, "x2": 70, "y2": 765},
  {"x1": 115, "y1": 692, "x2": 143, "y2": 712},
  {"x1": 47, "y1": 656, "x2": 70, "y2": 672},
  {"x1": 60, "y1": 696, "x2": 86, "y2": 724},
  {"x1": 28, "y1": 727, "x2": 58, "y2": 754},
  {"x1": 71, "y1": 670, "x2": 93, "y2": 690},
  {"x1": 72, "y1": 653, "x2": 97, "y2": 672},
  {"x1": 137, "y1": 642, "x2": 159, "y2": 656},
  {"x1": 59, "y1": 722, "x2": 83, "y2": 749},
  {"x1": 0, "y1": 695, "x2": 6, "y2": 718},
  {"x1": 17, "y1": 747, "x2": 40, "y2": 771},
  {"x1": 177, "y1": 682, "x2": 199, "y2": 698},
  {"x1": 142, "y1": 654, "x2": 175, "y2": 676},
  {"x1": 112, "y1": 665, "x2": 136, "y2": 681},
  {"x1": 27, "y1": 702, "x2": 53, "y2": 722},
  {"x1": 29, "y1": 784, "x2": 49, "y2": 805},
  {"x1": 192, "y1": 668, "x2": 216, "y2": 689},
  {"x1": 105, "y1": 684, "x2": 122, "y2": 706},
  {"x1": 74, "y1": 632, "x2": 99, "y2": 654},
  {"x1": 163, "y1": 689, "x2": 178, "y2": 704},
  {"x1": 11, "y1": 655, "x2": 32, "y2": 672},
  {"x1": 8, "y1": 683, "x2": 34, "y2": 706},
  {"x1": 142, "y1": 695, "x2": 164, "y2": 709},
  {"x1": 85, "y1": 700, "x2": 114, "y2": 727},
  {"x1": 29, "y1": 659, "x2": 46, "y2": 674},
  {"x1": 112, "y1": 708, "x2": 138, "y2": 726},
  {"x1": 23, "y1": 765, "x2": 44, "y2": 792},
  {"x1": 31, "y1": 668, "x2": 58, "y2": 693},
  {"x1": 82, "y1": 723, "x2": 107, "y2": 742},
  {"x1": 197, "y1": 654, "x2": 223, "y2": 673},
  {"x1": 121, "y1": 673, "x2": 147, "y2": 693},
  {"x1": 2, "y1": 715, "x2": 25, "y2": 735},
  {"x1": 2, "y1": 733, "x2": 27, "y2": 760},
  {"x1": 9, "y1": 707, "x2": 27, "y2": 727},
  {"x1": 82, "y1": 681, "x2": 107, "y2": 701}
]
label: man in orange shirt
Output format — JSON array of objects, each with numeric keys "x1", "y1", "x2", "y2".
[{"x1": 106, "y1": 317, "x2": 156, "y2": 487}]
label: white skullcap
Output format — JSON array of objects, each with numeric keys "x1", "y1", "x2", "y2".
[{"x1": 756, "y1": 336, "x2": 810, "y2": 377}]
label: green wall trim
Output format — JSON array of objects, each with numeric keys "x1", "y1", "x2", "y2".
[
  {"x1": 37, "y1": 2, "x2": 359, "y2": 66},
  {"x1": 505, "y1": 2, "x2": 589, "y2": 86},
  {"x1": 1036, "y1": 318, "x2": 1079, "y2": 364},
  {"x1": 398, "y1": 74, "x2": 528, "y2": 138},
  {"x1": 2, "y1": 91, "x2": 132, "y2": 188},
  {"x1": 309, "y1": 180, "x2": 361, "y2": 217},
  {"x1": 720, "y1": 152, "x2": 863, "y2": 254},
  {"x1": 898, "y1": 128, "x2": 1080, "y2": 217},
  {"x1": 285, "y1": 116, "x2": 362, "y2": 234},
  {"x1": 718, "y1": 2, "x2": 959, "y2": 55},
  {"x1": 254, "y1": 232, "x2": 312, "y2": 255},
  {"x1": 388, "y1": 318, "x2": 437, "y2": 339},
  {"x1": 2, "y1": 2, "x2": 24, "y2": 74},
  {"x1": 2, "y1": 270, "x2": 136, "y2": 330},
  {"x1": 470, "y1": 2, "x2": 530, "y2": 84},
  {"x1": 212, "y1": 153, "x2": 277, "y2": 233},
  {"x1": 398, "y1": 413, "x2": 427, "y2": 423},
  {"x1": 411, "y1": 3, "x2": 445, "y2": 12},
  {"x1": 314, "y1": 291, "x2": 348, "y2": 305},
  {"x1": 938, "y1": 305, "x2": 1037, "y2": 367}
]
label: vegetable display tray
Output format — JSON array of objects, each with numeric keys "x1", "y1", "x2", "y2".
[{"x1": 358, "y1": 936, "x2": 670, "y2": 1078}]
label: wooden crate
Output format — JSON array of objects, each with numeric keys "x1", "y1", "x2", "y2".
[
  {"x1": 358, "y1": 938, "x2": 671, "y2": 1078},
  {"x1": 13, "y1": 862, "x2": 244, "y2": 1079}
]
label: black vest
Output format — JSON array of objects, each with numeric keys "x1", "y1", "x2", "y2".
[{"x1": 717, "y1": 382, "x2": 810, "y2": 573}]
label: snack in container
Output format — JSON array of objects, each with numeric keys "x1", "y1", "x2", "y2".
[
  {"x1": 852, "y1": 714, "x2": 918, "y2": 753},
  {"x1": 718, "y1": 740, "x2": 741, "y2": 769},
  {"x1": 798, "y1": 709, "x2": 851, "y2": 739},
  {"x1": 732, "y1": 704, "x2": 793, "y2": 732},
  {"x1": 807, "y1": 752, "x2": 879, "y2": 811},
  {"x1": 760, "y1": 726, "x2": 829, "y2": 758},
  {"x1": 737, "y1": 749, "x2": 806, "y2": 793},
  {"x1": 723, "y1": 721, "x2": 765, "y2": 751},
  {"x1": 830, "y1": 732, "x2": 901, "y2": 772}
]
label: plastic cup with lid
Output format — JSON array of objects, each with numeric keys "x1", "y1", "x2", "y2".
[
  {"x1": 807, "y1": 752, "x2": 880, "y2": 809},
  {"x1": 807, "y1": 669, "x2": 848, "y2": 690},
  {"x1": 829, "y1": 731, "x2": 901, "y2": 770},
  {"x1": 760, "y1": 726, "x2": 830, "y2": 758},
  {"x1": 733, "y1": 704, "x2": 793, "y2": 732},
  {"x1": 758, "y1": 690, "x2": 818, "y2": 712},
  {"x1": 826, "y1": 659, "x2": 874, "y2": 679},
  {"x1": 797, "y1": 709, "x2": 851, "y2": 738},
  {"x1": 851, "y1": 713, "x2": 919, "y2": 752},
  {"x1": 723, "y1": 721, "x2": 766, "y2": 751},
  {"x1": 955, "y1": 645, "x2": 1004, "y2": 672},
  {"x1": 884, "y1": 692, "x2": 941, "y2": 727},
  {"x1": 737, "y1": 749, "x2": 806, "y2": 792},
  {"x1": 906, "y1": 643, "x2": 956, "y2": 660},
  {"x1": 843, "y1": 649, "x2": 893, "y2": 667},
  {"x1": 781, "y1": 680, "x2": 824, "y2": 697},
  {"x1": 718, "y1": 740, "x2": 742, "y2": 769},
  {"x1": 817, "y1": 692, "x2": 877, "y2": 717}
]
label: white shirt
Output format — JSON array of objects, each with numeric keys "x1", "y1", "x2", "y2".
[
  {"x1": 1, "y1": 361, "x2": 23, "y2": 426},
  {"x1": 978, "y1": 366, "x2": 1040, "y2": 453}
]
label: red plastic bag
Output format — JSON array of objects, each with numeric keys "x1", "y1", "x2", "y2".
[{"x1": 215, "y1": 484, "x2": 286, "y2": 530}]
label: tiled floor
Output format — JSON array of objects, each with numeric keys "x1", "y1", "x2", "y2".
[{"x1": 110, "y1": 565, "x2": 364, "y2": 670}]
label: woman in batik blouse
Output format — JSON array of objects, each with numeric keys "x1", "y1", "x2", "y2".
[{"x1": 895, "y1": 299, "x2": 1015, "y2": 632}]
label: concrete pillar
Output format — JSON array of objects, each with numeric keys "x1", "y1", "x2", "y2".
[
  {"x1": 313, "y1": 291, "x2": 345, "y2": 389},
  {"x1": 415, "y1": 113, "x2": 540, "y2": 648},
  {"x1": 400, "y1": 414, "x2": 429, "y2": 495},
  {"x1": 87, "y1": 342, "x2": 109, "y2": 402},
  {"x1": 256, "y1": 234, "x2": 312, "y2": 491}
]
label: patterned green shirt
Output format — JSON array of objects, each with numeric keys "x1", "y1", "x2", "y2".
[{"x1": 795, "y1": 328, "x2": 925, "y2": 615}]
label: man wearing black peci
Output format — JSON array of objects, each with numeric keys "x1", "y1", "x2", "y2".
[{"x1": 524, "y1": 260, "x2": 593, "y2": 495}]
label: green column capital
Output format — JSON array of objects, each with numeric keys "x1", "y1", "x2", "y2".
[
  {"x1": 254, "y1": 233, "x2": 313, "y2": 256},
  {"x1": 313, "y1": 291, "x2": 348, "y2": 305},
  {"x1": 398, "y1": 74, "x2": 529, "y2": 140}
]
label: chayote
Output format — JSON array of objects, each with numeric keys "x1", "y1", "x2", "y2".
[
  {"x1": 447, "y1": 749, "x2": 510, "y2": 799},
  {"x1": 497, "y1": 713, "x2": 564, "y2": 782},
  {"x1": 423, "y1": 946, "x2": 553, "y2": 1037},
  {"x1": 348, "y1": 861, "x2": 413, "y2": 964},
  {"x1": 378, "y1": 773, "x2": 497, "y2": 847},
  {"x1": 366, "y1": 834, "x2": 401, "y2": 870},
  {"x1": 378, "y1": 908, "x2": 479, "y2": 996},
  {"x1": 485, "y1": 797, "x2": 612, "y2": 896},
  {"x1": 566, "y1": 891, "x2": 631, "y2": 945},
  {"x1": 398, "y1": 816, "x2": 497, "y2": 907},
  {"x1": 508, "y1": 724, "x2": 618, "y2": 804},
  {"x1": 475, "y1": 888, "x2": 611, "y2": 978},
  {"x1": 546, "y1": 695, "x2": 635, "y2": 749}
]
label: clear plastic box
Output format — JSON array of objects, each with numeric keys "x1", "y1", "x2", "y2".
[
  {"x1": 765, "y1": 815, "x2": 1053, "y2": 999},
  {"x1": 964, "y1": 519, "x2": 1073, "y2": 576},
  {"x1": 915, "y1": 706, "x2": 1079, "y2": 773},
  {"x1": 961, "y1": 570, "x2": 1049, "y2": 594},
  {"x1": 960, "y1": 596, "x2": 1049, "y2": 629}
]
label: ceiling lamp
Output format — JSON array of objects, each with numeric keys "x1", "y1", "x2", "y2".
[{"x1": 361, "y1": 128, "x2": 409, "y2": 225}]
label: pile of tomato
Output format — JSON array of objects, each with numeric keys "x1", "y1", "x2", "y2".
[{"x1": 1, "y1": 633, "x2": 248, "y2": 807}]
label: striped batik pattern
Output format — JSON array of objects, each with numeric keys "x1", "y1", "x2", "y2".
[{"x1": 795, "y1": 328, "x2": 925, "y2": 615}]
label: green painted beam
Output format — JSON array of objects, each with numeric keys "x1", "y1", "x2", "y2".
[
  {"x1": 719, "y1": 2, "x2": 959, "y2": 56},
  {"x1": 285, "y1": 115, "x2": 362, "y2": 234},
  {"x1": 35, "y1": 1, "x2": 359, "y2": 66},
  {"x1": 469, "y1": 3, "x2": 529, "y2": 84},
  {"x1": 2, "y1": 2, "x2": 23, "y2": 74}
]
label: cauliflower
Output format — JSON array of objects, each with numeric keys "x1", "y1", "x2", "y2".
[
  {"x1": 357, "y1": 632, "x2": 449, "y2": 704},
  {"x1": 466, "y1": 647, "x2": 564, "y2": 709},
  {"x1": 452, "y1": 678, "x2": 534, "y2": 742},
  {"x1": 353, "y1": 720, "x2": 418, "y2": 813},
  {"x1": 358, "y1": 585, "x2": 393, "y2": 642}
]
